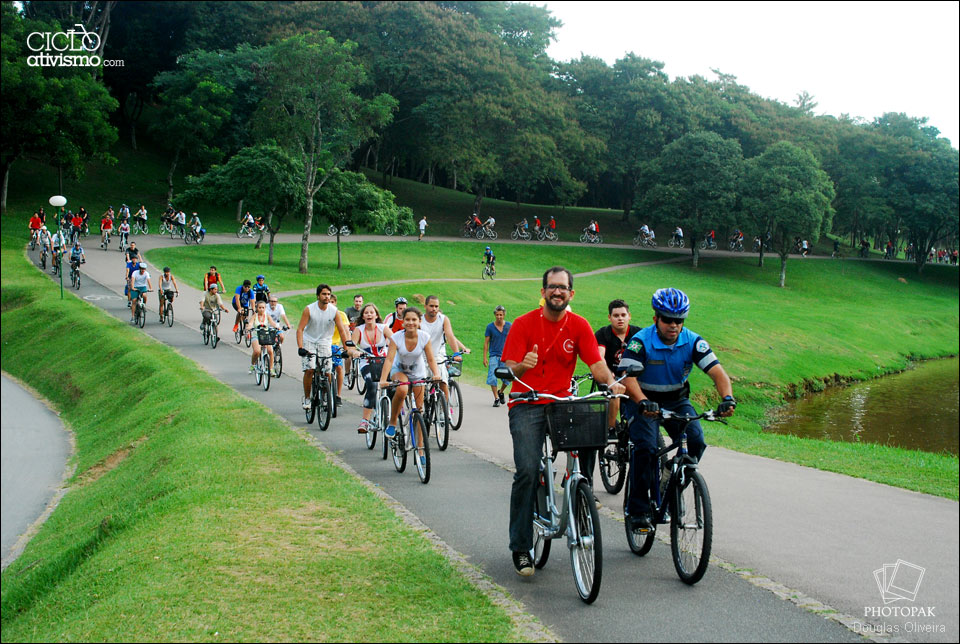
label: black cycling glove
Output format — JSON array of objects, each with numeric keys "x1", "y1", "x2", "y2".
[
  {"x1": 298, "y1": 347, "x2": 308, "y2": 357},
  {"x1": 717, "y1": 396, "x2": 737, "y2": 415},
  {"x1": 638, "y1": 399, "x2": 659, "y2": 414}
]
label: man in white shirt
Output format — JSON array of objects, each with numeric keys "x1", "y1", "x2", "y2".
[
  {"x1": 418, "y1": 216, "x2": 428, "y2": 241},
  {"x1": 267, "y1": 296, "x2": 293, "y2": 343},
  {"x1": 296, "y1": 283, "x2": 351, "y2": 410},
  {"x1": 420, "y1": 295, "x2": 470, "y2": 404},
  {"x1": 129, "y1": 263, "x2": 152, "y2": 323}
]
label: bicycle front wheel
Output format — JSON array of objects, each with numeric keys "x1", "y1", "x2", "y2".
[
  {"x1": 412, "y1": 412, "x2": 430, "y2": 484},
  {"x1": 346, "y1": 360, "x2": 356, "y2": 390},
  {"x1": 448, "y1": 380, "x2": 463, "y2": 430},
  {"x1": 166, "y1": 303, "x2": 174, "y2": 327},
  {"x1": 331, "y1": 369, "x2": 341, "y2": 418},
  {"x1": 670, "y1": 469, "x2": 712, "y2": 585},
  {"x1": 317, "y1": 381, "x2": 332, "y2": 430},
  {"x1": 211, "y1": 324, "x2": 219, "y2": 349},
  {"x1": 262, "y1": 355, "x2": 271, "y2": 391},
  {"x1": 570, "y1": 479, "x2": 602, "y2": 604},
  {"x1": 532, "y1": 471, "x2": 551, "y2": 568},
  {"x1": 203, "y1": 323, "x2": 210, "y2": 345}
]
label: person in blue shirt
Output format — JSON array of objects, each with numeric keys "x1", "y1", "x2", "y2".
[
  {"x1": 252, "y1": 275, "x2": 270, "y2": 304},
  {"x1": 232, "y1": 280, "x2": 255, "y2": 333},
  {"x1": 483, "y1": 305, "x2": 512, "y2": 406},
  {"x1": 483, "y1": 246, "x2": 495, "y2": 269},
  {"x1": 618, "y1": 288, "x2": 736, "y2": 531}
]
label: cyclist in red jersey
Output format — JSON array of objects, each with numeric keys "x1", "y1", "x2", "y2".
[{"x1": 500, "y1": 266, "x2": 624, "y2": 576}]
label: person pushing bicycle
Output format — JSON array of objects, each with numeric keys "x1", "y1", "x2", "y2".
[
  {"x1": 500, "y1": 266, "x2": 624, "y2": 577},
  {"x1": 617, "y1": 288, "x2": 736, "y2": 533}
]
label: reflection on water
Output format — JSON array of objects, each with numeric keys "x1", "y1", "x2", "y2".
[{"x1": 765, "y1": 357, "x2": 959, "y2": 455}]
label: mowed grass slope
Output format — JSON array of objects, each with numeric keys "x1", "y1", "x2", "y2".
[
  {"x1": 147, "y1": 241, "x2": 663, "y2": 294},
  {"x1": 0, "y1": 234, "x2": 525, "y2": 642},
  {"x1": 278, "y1": 252, "x2": 959, "y2": 498}
]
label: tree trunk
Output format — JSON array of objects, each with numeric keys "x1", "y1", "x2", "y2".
[
  {"x1": 779, "y1": 253, "x2": 788, "y2": 287},
  {"x1": 1, "y1": 156, "x2": 14, "y2": 213},
  {"x1": 758, "y1": 244, "x2": 764, "y2": 268},
  {"x1": 691, "y1": 245, "x2": 700, "y2": 268},
  {"x1": 266, "y1": 209, "x2": 277, "y2": 264},
  {"x1": 299, "y1": 195, "x2": 313, "y2": 274},
  {"x1": 336, "y1": 231, "x2": 342, "y2": 269},
  {"x1": 166, "y1": 146, "x2": 181, "y2": 205},
  {"x1": 452, "y1": 165, "x2": 457, "y2": 191},
  {"x1": 130, "y1": 121, "x2": 137, "y2": 150},
  {"x1": 58, "y1": 164, "x2": 63, "y2": 196},
  {"x1": 472, "y1": 188, "x2": 485, "y2": 214},
  {"x1": 428, "y1": 164, "x2": 434, "y2": 186},
  {"x1": 236, "y1": 199, "x2": 243, "y2": 222}
]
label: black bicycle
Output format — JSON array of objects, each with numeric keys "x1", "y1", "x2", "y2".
[
  {"x1": 159, "y1": 290, "x2": 177, "y2": 327},
  {"x1": 624, "y1": 409, "x2": 723, "y2": 585},
  {"x1": 303, "y1": 352, "x2": 334, "y2": 431},
  {"x1": 202, "y1": 309, "x2": 221, "y2": 349}
]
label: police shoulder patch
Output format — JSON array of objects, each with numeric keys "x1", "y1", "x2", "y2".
[
  {"x1": 627, "y1": 340, "x2": 642, "y2": 353},
  {"x1": 695, "y1": 339, "x2": 710, "y2": 353}
]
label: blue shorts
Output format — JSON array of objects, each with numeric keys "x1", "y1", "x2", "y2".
[{"x1": 486, "y1": 355, "x2": 505, "y2": 386}]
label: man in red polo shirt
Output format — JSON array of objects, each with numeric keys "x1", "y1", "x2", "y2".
[{"x1": 500, "y1": 265, "x2": 623, "y2": 577}]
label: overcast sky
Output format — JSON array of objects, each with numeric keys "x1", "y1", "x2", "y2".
[{"x1": 543, "y1": 1, "x2": 960, "y2": 147}]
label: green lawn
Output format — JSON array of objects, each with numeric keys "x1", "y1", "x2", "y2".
[
  {"x1": 147, "y1": 240, "x2": 663, "y2": 294},
  {"x1": 0, "y1": 232, "x2": 528, "y2": 642}
]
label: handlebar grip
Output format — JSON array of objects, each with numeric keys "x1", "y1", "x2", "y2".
[{"x1": 509, "y1": 393, "x2": 529, "y2": 401}]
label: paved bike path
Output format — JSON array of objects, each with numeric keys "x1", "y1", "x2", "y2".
[
  {"x1": 1, "y1": 374, "x2": 73, "y2": 570},
  {"x1": 32, "y1": 236, "x2": 958, "y2": 642}
]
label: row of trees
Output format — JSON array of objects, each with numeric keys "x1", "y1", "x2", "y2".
[{"x1": 3, "y1": 1, "x2": 957, "y2": 277}]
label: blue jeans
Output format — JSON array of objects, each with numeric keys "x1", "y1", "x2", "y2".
[
  {"x1": 508, "y1": 403, "x2": 550, "y2": 553},
  {"x1": 626, "y1": 398, "x2": 706, "y2": 516},
  {"x1": 486, "y1": 355, "x2": 506, "y2": 386}
]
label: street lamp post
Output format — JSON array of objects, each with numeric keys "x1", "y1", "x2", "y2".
[{"x1": 49, "y1": 195, "x2": 66, "y2": 299}]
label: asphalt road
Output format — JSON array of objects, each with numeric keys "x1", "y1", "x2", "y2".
[
  {"x1": 21, "y1": 233, "x2": 958, "y2": 642},
  {"x1": 1, "y1": 374, "x2": 72, "y2": 569}
]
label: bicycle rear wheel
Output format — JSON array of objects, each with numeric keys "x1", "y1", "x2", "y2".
[
  {"x1": 598, "y1": 442, "x2": 626, "y2": 494},
  {"x1": 244, "y1": 328, "x2": 252, "y2": 348},
  {"x1": 532, "y1": 470, "x2": 551, "y2": 568},
  {"x1": 392, "y1": 427, "x2": 407, "y2": 473},
  {"x1": 570, "y1": 479, "x2": 602, "y2": 604},
  {"x1": 378, "y1": 396, "x2": 391, "y2": 458},
  {"x1": 670, "y1": 469, "x2": 712, "y2": 585},
  {"x1": 211, "y1": 324, "x2": 219, "y2": 349},
  {"x1": 448, "y1": 380, "x2": 463, "y2": 430},
  {"x1": 273, "y1": 344, "x2": 283, "y2": 377},
  {"x1": 412, "y1": 412, "x2": 430, "y2": 484}
]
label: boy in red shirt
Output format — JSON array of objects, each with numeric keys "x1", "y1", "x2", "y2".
[{"x1": 500, "y1": 266, "x2": 623, "y2": 576}]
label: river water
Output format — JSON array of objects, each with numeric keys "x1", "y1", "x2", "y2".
[{"x1": 764, "y1": 357, "x2": 959, "y2": 455}]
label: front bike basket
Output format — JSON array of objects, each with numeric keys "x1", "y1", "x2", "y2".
[
  {"x1": 545, "y1": 400, "x2": 608, "y2": 451},
  {"x1": 446, "y1": 361, "x2": 462, "y2": 378},
  {"x1": 256, "y1": 329, "x2": 278, "y2": 345}
]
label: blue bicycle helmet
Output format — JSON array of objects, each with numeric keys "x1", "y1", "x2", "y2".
[{"x1": 651, "y1": 288, "x2": 690, "y2": 319}]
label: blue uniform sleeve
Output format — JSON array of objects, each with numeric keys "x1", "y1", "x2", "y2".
[
  {"x1": 617, "y1": 334, "x2": 646, "y2": 374},
  {"x1": 691, "y1": 335, "x2": 720, "y2": 373}
]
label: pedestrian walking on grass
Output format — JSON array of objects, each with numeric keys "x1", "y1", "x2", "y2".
[{"x1": 483, "y1": 305, "x2": 512, "y2": 407}]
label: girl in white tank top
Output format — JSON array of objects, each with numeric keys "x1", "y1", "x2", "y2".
[{"x1": 378, "y1": 306, "x2": 440, "y2": 440}]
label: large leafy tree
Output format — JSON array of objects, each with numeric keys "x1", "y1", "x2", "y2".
[
  {"x1": 640, "y1": 131, "x2": 743, "y2": 267},
  {"x1": 149, "y1": 70, "x2": 232, "y2": 205},
  {"x1": 741, "y1": 142, "x2": 835, "y2": 287},
  {"x1": 181, "y1": 144, "x2": 304, "y2": 265},
  {"x1": 872, "y1": 113, "x2": 959, "y2": 274},
  {"x1": 1, "y1": 3, "x2": 117, "y2": 211},
  {"x1": 314, "y1": 169, "x2": 409, "y2": 269},
  {"x1": 253, "y1": 32, "x2": 396, "y2": 274}
]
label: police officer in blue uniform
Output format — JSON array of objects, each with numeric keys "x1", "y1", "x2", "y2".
[{"x1": 618, "y1": 288, "x2": 736, "y2": 530}]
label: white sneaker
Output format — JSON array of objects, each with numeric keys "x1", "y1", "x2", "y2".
[{"x1": 302, "y1": 397, "x2": 311, "y2": 410}]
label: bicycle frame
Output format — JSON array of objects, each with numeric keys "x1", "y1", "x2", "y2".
[{"x1": 535, "y1": 443, "x2": 590, "y2": 544}]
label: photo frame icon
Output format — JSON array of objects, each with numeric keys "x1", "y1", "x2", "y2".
[{"x1": 874, "y1": 560, "x2": 924, "y2": 604}]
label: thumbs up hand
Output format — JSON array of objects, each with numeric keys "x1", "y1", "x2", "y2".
[{"x1": 521, "y1": 343, "x2": 539, "y2": 371}]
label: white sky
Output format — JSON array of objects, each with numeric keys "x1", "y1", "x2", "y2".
[{"x1": 543, "y1": 1, "x2": 960, "y2": 147}]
